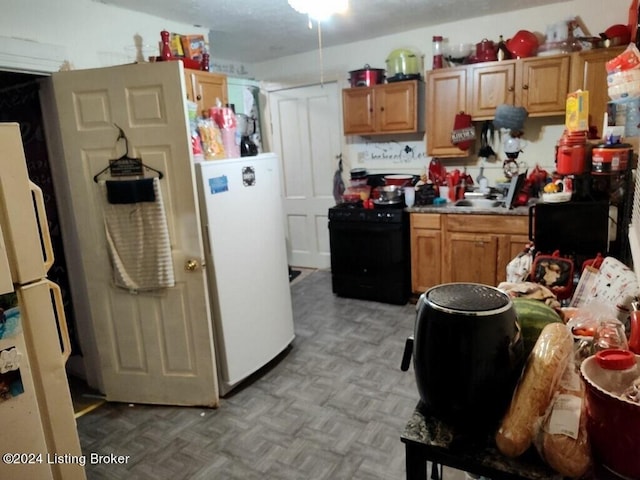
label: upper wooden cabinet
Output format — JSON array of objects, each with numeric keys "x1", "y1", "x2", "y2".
[
  {"x1": 425, "y1": 69, "x2": 468, "y2": 157},
  {"x1": 468, "y1": 55, "x2": 570, "y2": 119},
  {"x1": 425, "y1": 47, "x2": 624, "y2": 156},
  {"x1": 342, "y1": 80, "x2": 424, "y2": 135},
  {"x1": 570, "y1": 46, "x2": 625, "y2": 136},
  {"x1": 184, "y1": 69, "x2": 228, "y2": 116}
]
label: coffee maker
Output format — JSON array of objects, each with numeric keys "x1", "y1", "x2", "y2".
[{"x1": 236, "y1": 113, "x2": 259, "y2": 157}]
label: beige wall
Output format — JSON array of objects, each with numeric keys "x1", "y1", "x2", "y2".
[{"x1": 0, "y1": 0, "x2": 208, "y2": 72}]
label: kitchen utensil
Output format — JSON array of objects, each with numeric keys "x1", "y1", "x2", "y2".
[
  {"x1": 384, "y1": 174, "x2": 413, "y2": 187},
  {"x1": 401, "y1": 283, "x2": 524, "y2": 430},
  {"x1": 386, "y1": 48, "x2": 422, "y2": 82},
  {"x1": 378, "y1": 185, "x2": 402, "y2": 201},
  {"x1": 444, "y1": 43, "x2": 473, "y2": 66},
  {"x1": 348, "y1": 65, "x2": 385, "y2": 87},
  {"x1": 581, "y1": 354, "x2": 640, "y2": 479},
  {"x1": 506, "y1": 30, "x2": 539, "y2": 59},
  {"x1": 601, "y1": 24, "x2": 632, "y2": 47},
  {"x1": 475, "y1": 38, "x2": 497, "y2": 62}
]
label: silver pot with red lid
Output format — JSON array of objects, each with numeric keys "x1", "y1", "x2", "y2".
[{"x1": 348, "y1": 64, "x2": 385, "y2": 87}]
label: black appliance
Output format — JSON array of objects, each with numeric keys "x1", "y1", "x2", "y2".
[
  {"x1": 328, "y1": 203, "x2": 410, "y2": 305},
  {"x1": 401, "y1": 283, "x2": 524, "y2": 431},
  {"x1": 528, "y1": 200, "x2": 610, "y2": 265}
]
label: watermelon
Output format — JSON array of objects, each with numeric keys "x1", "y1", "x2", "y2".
[{"x1": 512, "y1": 297, "x2": 563, "y2": 357}]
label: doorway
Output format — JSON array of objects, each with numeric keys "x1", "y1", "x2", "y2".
[{"x1": 0, "y1": 71, "x2": 83, "y2": 376}]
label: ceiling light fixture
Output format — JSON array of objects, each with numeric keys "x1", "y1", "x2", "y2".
[
  {"x1": 287, "y1": 0, "x2": 348, "y2": 21},
  {"x1": 288, "y1": 0, "x2": 348, "y2": 85}
]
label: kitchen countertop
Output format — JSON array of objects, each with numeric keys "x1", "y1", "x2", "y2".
[
  {"x1": 407, "y1": 204, "x2": 530, "y2": 216},
  {"x1": 401, "y1": 403, "x2": 563, "y2": 480}
]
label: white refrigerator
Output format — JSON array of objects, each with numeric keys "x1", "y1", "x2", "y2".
[
  {"x1": 195, "y1": 153, "x2": 295, "y2": 395},
  {"x1": 0, "y1": 124, "x2": 85, "y2": 479}
]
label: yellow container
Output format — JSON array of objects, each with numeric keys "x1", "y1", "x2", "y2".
[{"x1": 565, "y1": 90, "x2": 589, "y2": 132}]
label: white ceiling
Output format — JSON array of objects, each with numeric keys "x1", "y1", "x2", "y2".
[{"x1": 98, "y1": 0, "x2": 569, "y2": 63}]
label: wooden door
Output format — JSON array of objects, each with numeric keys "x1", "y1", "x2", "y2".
[
  {"x1": 269, "y1": 82, "x2": 340, "y2": 268},
  {"x1": 519, "y1": 55, "x2": 569, "y2": 115},
  {"x1": 445, "y1": 232, "x2": 499, "y2": 286},
  {"x1": 184, "y1": 68, "x2": 228, "y2": 116},
  {"x1": 468, "y1": 61, "x2": 516, "y2": 118},
  {"x1": 426, "y1": 68, "x2": 468, "y2": 157},
  {"x1": 42, "y1": 62, "x2": 219, "y2": 406},
  {"x1": 377, "y1": 81, "x2": 417, "y2": 132},
  {"x1": 342, "y1": 87, "x2": 375, "y2": 134}
]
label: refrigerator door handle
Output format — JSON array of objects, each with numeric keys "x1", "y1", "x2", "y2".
[
  {"x1": 29, "y1": 181, "x2": 55, "y2": 272},
  {"x1": 48, "y1": 279, "x2": 72, "y2": 363}
]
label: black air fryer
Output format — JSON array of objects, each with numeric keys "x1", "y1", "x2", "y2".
[{"x1": 402, "y1": 283, "x2": 525, "y2": 431}]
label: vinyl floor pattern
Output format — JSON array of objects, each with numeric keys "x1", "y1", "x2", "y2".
[{"x1": 76, "y1": 269, "x2": 459, "y2": 479}]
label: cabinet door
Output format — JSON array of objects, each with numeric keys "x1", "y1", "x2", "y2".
[
  {"x1": 184, "y1": 69, "x2": 228, "y2": 116},
  {"x1": 570, "y1": 47, "x2": 625, "y2": 136},
  {"x1": 519, "y1": 55, "x2": 569, "y2": 115},
  {"x1": 426, "y1": 68, "x2": 468, "y2": 157},
  {"x1": 445, "y1": 232, "x2": 499, "y2": 285},
  {"x1": 342, "y1": 87, "x2": 376, "y2": 134},
  {"x1": 378, "y1": 81, "x2": 417, "y2": 132},
  {"x1": 468, "y1": 61, "x2": 516, "y2": 119},
  {"x1": 410, "y1": 214, "x2": 442, "y2": 294}
]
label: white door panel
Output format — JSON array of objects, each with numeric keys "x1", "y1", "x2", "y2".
[
  {"x1": 269, "y1": 83, "x2": 339, "y2": 269},
  {"x1": 44, "y1": 62, "x2": 218, "y2": 406}
]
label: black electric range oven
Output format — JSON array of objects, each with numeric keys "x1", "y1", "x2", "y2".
[{"x1": 328, "y1": 202, "x2": 410, "y2": 305}]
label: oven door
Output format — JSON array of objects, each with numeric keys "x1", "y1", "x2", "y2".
[{"x1": 329, "y1": 218, "x2": 409, "y2": 305}]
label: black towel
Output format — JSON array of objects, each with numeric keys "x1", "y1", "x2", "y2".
[{"x1": 106, "y1": 178, "x2": 156, "y2": 204}]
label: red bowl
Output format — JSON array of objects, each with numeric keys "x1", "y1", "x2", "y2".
[
  {"x1": 384, "y1": 175, "x2": 413, "y2": 187},
  {"x1": 506, "y1": 30, "x2": 539, "y2": 59}
]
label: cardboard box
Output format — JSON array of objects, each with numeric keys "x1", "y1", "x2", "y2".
[
  {"x1": 181, "y1": 35, "x2": 206, "y2": 61},
  {"x1": 565, "y1": 90, "x2": 589, "y2": 132}
]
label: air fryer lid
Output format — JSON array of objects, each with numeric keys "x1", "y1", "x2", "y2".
[{"x1": 425, "y1": 283, "x2": 511, "y2": 314}]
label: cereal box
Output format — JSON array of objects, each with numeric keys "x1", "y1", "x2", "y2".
[{"x1": 565, "y1": 90, "x2": 589, "y2": 132}]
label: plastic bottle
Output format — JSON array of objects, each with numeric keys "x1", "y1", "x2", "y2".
[
  {"x1": 594, "y1": 349, "x2": 640, "y2": 395},
  {"x1": 432, "y1": 36, "x2": 444, "y2": 70}
]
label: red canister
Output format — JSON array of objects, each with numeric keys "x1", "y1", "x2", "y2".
[
  {"x1": 556, "y1": 130, "x2": 587, "y2": 175},
  {"x1": 591, "y1": 144, "x2": 632, "y2": 174}
]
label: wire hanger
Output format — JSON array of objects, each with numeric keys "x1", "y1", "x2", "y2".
[{"x1": 93, "y1": 124, "x2": 164, "y2": 183}]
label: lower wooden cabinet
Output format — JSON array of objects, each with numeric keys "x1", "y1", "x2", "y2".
[
  {"x1": 410, "y1": 214, "x2": 442, "y2": 295},
  {"x1": 410, "y1": 213, "x2": 529, "y2": 293}
]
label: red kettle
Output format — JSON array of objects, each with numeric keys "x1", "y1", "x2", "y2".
[{"x1": 630, "y1": 302, "x2": 640, "y2": 354}]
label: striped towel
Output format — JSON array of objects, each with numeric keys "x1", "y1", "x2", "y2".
[{"x1": 100, "y1": 178, "x2": 175, "y2": 291}]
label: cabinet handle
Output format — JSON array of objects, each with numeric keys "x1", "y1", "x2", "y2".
[
  {"x1": 196, "y1": 94, "x2": 202, "y2": 100},
  {"x1": 522, "y1": 84, "x2": 529, "y2": 90},
  {"x1": 508, "y1": 86, "x2": 515, "y2": 92},
  {"x1": 380, "y1": 106, "x2": 385, "y2": 112}
]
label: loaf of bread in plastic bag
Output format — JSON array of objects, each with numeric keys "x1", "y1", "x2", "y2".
[
  {"x1": 495, "y1": 322, "x2": 574, "y2": 458},
  {"x1": 535, "y1": 362, "x2": 591, "y2": 478}
]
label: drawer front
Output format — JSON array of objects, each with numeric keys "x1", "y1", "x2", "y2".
[
  {"x1": 411, "y1": 213, "x2": 441, "y2": 230},
  {"x1": 446, "y1": 214, "x2": 527, "y2": 235}
]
